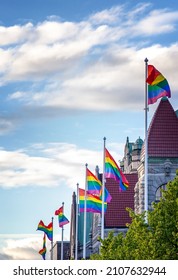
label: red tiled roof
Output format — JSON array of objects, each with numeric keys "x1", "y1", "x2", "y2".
[
  {"x1": 104, "y1": 173, "x2": 138, "y2": 228},
  {"x1": 142, "y1": 98, "x2": 178, "y2": 158}
]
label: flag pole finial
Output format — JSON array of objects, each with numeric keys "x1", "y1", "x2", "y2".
[{"x1": 144, "y1": 57, "x2": 148, "y2": 63}]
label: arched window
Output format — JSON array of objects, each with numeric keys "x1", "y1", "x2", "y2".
[{"x1": 155, "y1": 184, "x2": 167, "y2": 202}]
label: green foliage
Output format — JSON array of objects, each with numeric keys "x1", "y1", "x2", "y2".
[
  {"x1": 122, "y1": 209, "x2": 153, "y2": 259},
  {"x1": 90, "y1": 232, "x2": 124, "y2": 260},
  {"x1": 148, "y1": 171, "x2": 178, "y2": 259},
  {"x1": 90, "y1": 172, "x2": 178, "y2": 260}
]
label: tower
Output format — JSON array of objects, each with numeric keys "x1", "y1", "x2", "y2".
[{"x1": 135, "y1": 97, "x2": 178, "y2": 213}]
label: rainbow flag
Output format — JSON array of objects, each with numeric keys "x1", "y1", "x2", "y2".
[
  {"x1": 87, "y1": 168, "x2": 112, "y2": 203},
  {"x1": 79, "y1": 188, "x2": 107, "y2": 213},
  {"x1": 55, "y1": 206, "x2": 69, "y2": 227},
  {"x1": 38, "y1": 233, "x2": 46, "y2": 260},
  {"x1": 37, "y1": 220, "x2": 53, "y2": 241},
  {"x1": 146, "y1": 65, "x2": 171, "y2": 105},
  {"x1": 105, "y1": 148, "x2": 129, "y2": 191}
]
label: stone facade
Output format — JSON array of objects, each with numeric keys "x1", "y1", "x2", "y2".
[
  {"x1": 135, "y1": 157, "x2": 178, "y2": 213},
  {"x1": 120, "y1": 136, "x2": 143, "y2": 174}
]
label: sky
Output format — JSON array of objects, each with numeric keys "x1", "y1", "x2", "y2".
[{"x1": 0, "y1": 0, "x2": 178, "y2": 260}]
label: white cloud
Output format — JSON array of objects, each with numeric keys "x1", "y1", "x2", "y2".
[
  {"x1": 0, "y1": 234, "x2": 48, "y2": 260},
  {"x1": 5, "y1": 43, "x2": 178, "y2": 116},
  {"x1": 89, "y1": 5, "x2": 124, "y2": 24},
  {"x1": 0, "y1": 233, "x2": 69, "y2": 260},
  {"x1": 2, "y1": 22, "x2": 115, "y2": 82},
  {"x1": 127, "y1": 2, "x2": 151, "y2": 20},
  {"x1": 2, "y1": 236, "x2": 41, "y2": 260},
  {"x1": 0, "y1": 23, "x2": 33, "y2": 46},
  {"x1": 0, "y1": 141, "x2": 125, "y2": 190},
  {"x1": 22, "y1": 44, "x2": 177, "y2": 112},
  {"x1": 131, "y1": 9, "x2": 178, "y2": 36},
  {"x1": 0, "y1": 4, "x2": 178, "y2": 117},
  {"x1": 0, "y1": 143, "x2": 100, "y2": 189},
  {"x1": 0, "y1": 4, "x2": 178, "y2": 83}
]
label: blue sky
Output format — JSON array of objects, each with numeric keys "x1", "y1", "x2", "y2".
[{"x1": 0, "y1": 0, "x2": 178, "y2": 260}]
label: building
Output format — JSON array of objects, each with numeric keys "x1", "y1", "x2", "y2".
[
  {"x1": 135, "y1": 97, "x2": 178, "y2": 213},
  {"x1": 53, "y1": 241, "x2": 70, "y2": 260},
  {"x1": 70, "y1": 190, "x2": 93, "y2": 259},
  {"x1": 70, "y1": 97, "x2": 178, "y2": 258},
  {"x1": 120, "y1": 137, "x2": 143, "y2": 174},
  {"x1": 70, "y1": 191, "x2": 76, "y2": 259}
]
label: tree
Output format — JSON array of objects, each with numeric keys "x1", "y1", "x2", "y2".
[
  {"x1": 90, "y1": 171, "x2": 178, "y2": 260},
  {"x1": 148, "y1": 172, "x2": 178, "y2": 259}
]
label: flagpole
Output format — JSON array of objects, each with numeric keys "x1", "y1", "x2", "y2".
[
  {"x1": 75, "y1": 183, "x2": 79, "y2": 260},
  {"x1": 83, "y1": 163, "x2": 88, "y2": 259},
  {"x1": 61, "y1": 202, "x2": 64, "y2": 260},
  {"x1": 43, "y1": 233, "x2": 46, "y2": 260},
  {"x1": 144, "y1": 58, "x2": 149, "y2": 221},
  {"x1": 101, "y1": 137, "x2": 106, "y2": 240},
  {"x1": 51, "y1": 217, "x2": 54, "y2": 260}
]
